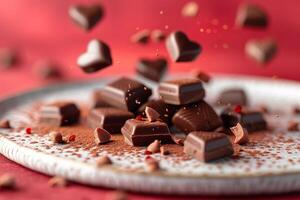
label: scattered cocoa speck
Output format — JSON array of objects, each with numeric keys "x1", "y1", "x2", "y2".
[
  {"x1": 0, "y1": 120, "x2": 10, "y2": 129},
  {"x1": 146, "y1": 140, "x2": 161, "y2": 153},
  {"x1": 96, "y1": 155, "x2": 112, "y2": 166},
  {"x1": 160, "y1": 146, "x2": 170, "y2": 155},
  {"x1": 108, "y1": 190, "x2": 128, "y2": 200},
  {"x1": 48, "y1": 176, "x2": 68, "y2": 188},
  {"x1": 49, "y1": 131, "x2": 64, "y2": 144},
  {"x1": 287, "y1": 121, "x2": 298, "y2": 131},
  {"x1": 0, "y1": 174, "x2": 16, "y2": 190},
  {"x1": 68, "y1": 134, "x2": 76, "y2": 142}
]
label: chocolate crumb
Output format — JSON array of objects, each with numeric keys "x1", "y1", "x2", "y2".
[
  {"x1": 49, "y1": 131, "x2": 64, "y2": 144},
  {"x1": 131, "y1": 29, "x2": 150, "y2": 44},
  {"x1": 0, "y1": 174, "x2": 16, "y2": 189},
  {"x1": 287, "y1": 121, "x2": 298, "y2": 132},
  {"x1": 96, "y1": 155, "x2": 112, "y2": 166},
  {"x1": 48, "y1": 176, "x2": 67, "y2": 188},
  {"x1": 0, "y1": 120, "x2": 11, "y2": 129},
  {"x1": 109, "y1": 190, "x2": 128, "y2": 200},
  {"x1": 160, "y1": 146, "x2": 170, "y2": 155},
  {"x1": 146, "y1": 140, "x2": 161, "y2": 153}
]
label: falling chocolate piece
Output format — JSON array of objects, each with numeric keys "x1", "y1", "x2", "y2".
[
  {"x1": 0, "y1": 174, "x2": 16, "y2": 189},
  {"x1": 102, "y1": 77, "x2": 152, "y2": 112},
  {"x1": 145, "y1": 106, "x2": 160, "y2": 122},
  {"x1": 230, "y1": 123, "x2": 249, "y2": 144},
  {"x1": 184, "y1": 131, "x2": 233, "y2": 162},
  {"x1": 221, "y1": 107, "x2": 267, "y2": 133},
  {"x1": 87, "y1": 107, "x2": 134, "y2": 134},
  {"x1": 33, "y1": 60, "x2": 62, "y2": 79},
  {"x1": 151, "y1": 29, "x2": 166, "y2": 42},
  {"x1": 0, "y1": 120, "x2": 10, "y2": 129},
  {"x1": 181, "y1": 1, "x2": 199, "y2": 18},
  {"x1": 39, "y1": 102, "x2": 80, "y2": 127},
  {"x1": 245, "y1": 38, "x2": 277, "y2": 64},
  {"x1": 236, "y1": 4, "x2": 268, "y2": 28},
  {"x1": 136, "y1": 58, "x2": 168, "y2": 82},
  {"x1": 69, "y1": 4, "x2": 103, "y2": 30},
  {"x1": 91, "y1": 90, "x2": 112, "y2": 108},
  {"x1": 158, "y1": 78, "x2": 205, "y2": 105},
  {"x1": 217, "y1": 88, "x2": 248, "y2": 106},
  {"x1": 138, "y1": 99, "x2": 178, "y2": 125},
  {"x1": 131, "y1": 29, "x2": 150, "y2": 44},
  {"x1": 0, "y1": 48, "x2": 18, "y2": 69},
  {"x1": 94, "y1": 127, "x2": 112, "y2": 144},
  {"x1": 77, "y1": 39, "x2": 112, "y2": 73},
  {"x1": 166, "y1": 31, "x2": 202, "y2": 62},
  {"x1": 191, "y1": 70, "x2": 211, "y2": 83},
  {"x1": 172, "y1": 101, "x2": 222, "y2": 133},
  {"x1": 121, "y1": 119, "x2": 173, "y2": 146}
]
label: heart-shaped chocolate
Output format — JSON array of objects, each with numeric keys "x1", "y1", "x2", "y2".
[
  {"x1": 166, "y1": 31, "x2": 202, "y2": 62},
  {"x1": 69, "y1": 4, "x2": 103, "y2": 31},
  {"x1": 136, "y1": 58, "x2": 167, "y2": 82},
  {"x1": 77, "y1": 39, "x2": 112, "y2": 73}
]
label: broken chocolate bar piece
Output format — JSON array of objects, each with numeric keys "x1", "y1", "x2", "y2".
[
  {"x1": 236, "y1": 4, "x2": 268, "y2": 28},
  {"x1": 158, "y1": 78, "x2": 205, "y2": 105},
  {"x1": 92, "y1": 90, "x2": 111, "y2": 108},
  {"x1": 39, "y1": 102, "x2": 80, "y2": 126},
  {"x1": 172, "y1": 101, "x2": 222, "y2": 133},
  {"x1": 217, "y1": 89, "x2": 248, "y2": 106},
  {"x1": 136, "y1": 58, "x2": 167, "y2": 82},
  {"x1": 221, "y1": 108, "x2": 267, "y2": 132},
  {"x1": 102, "y1": 77, "x2": 152, "y2": 112},
  {"x1": 138, "y1": 99, "x2": 178, "y2": 125},
  {"x1": 184, "y1": 131, "x2": 233, "y2": 162},
  {"x1": 69, "y1": 4, "x2": 103, "y2": 31},
  {"x1": 245, "y1": 38, "x2": 277, "y2": 64},
  {"x1": 87, "y1": 107, "x2": 134, "y2": 133},
  {"x1": 121, "y1": 119, "x2": 173, "y2": 146},
  {"x1": 166, "y1": 31, "x2": 202, "y2": 62}
]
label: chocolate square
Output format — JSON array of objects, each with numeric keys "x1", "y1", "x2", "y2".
[
  {"x1": 101, "y1": 77, "x2": 152, "y2": 112},
  {"x1": 217, "y1": 89, "x2": 248, "y2": 106},
  {"x1": 184, "y1": 131, "x2": 233, "y2": 162},
  {"x1": 158, "y1": 78, "x2": 205, "y2": 105},
  {"x1": 136, "y1": 58, "x2": 167, "y2": 82},
  {"x1": 87, "y1": 108, "x2": 134, "y2": 133}
]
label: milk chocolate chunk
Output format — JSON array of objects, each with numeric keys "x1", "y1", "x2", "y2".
[
  {"x1": 138, "y1": 99, "x2": 178, "y2": 125},
  {"x1": 87, "y1": 108, "x2": 134, "y2": 133},
  {"x1": 69, "y1": 4, "x2": 103, "y2": 30},
  {"x1": 184, "y1": 131, "x2": 233, "y2": 162},
  {"x1": 217, "y1": 89, "x2": 248, "y2": 106},
  {"x1": 245, "y1": 38, "x2": 277, "y2": 64},
  {"x1": 172, "y1": 101, "x2": 222, "y2": 133},
  {"x1": 158, "y1": 78, "x2": 205, "y2": 105},
  {"x1": 121, "y1": 119, "x2": 173, "y2": 146},
  {"x1": 221, "y1": 108, "x2": 267, "y2": 132},
  {"x1": 92, "y1": 90, "x2": 111, "y2": 108},
  {"x1": 77, "y1": 39, "x2": 112, "y2": 73},
  {"x1": 136, "y1": 58, "x2": 167, "y2": 82},
  {"x1": 39, "y1": 102, "x2": 80, "y2": 127},
  {"x1": 236, "y1": 4, "x2": 268, "y2": 28},
  {"x1": 166, "y1": 31, "x2": 202, "y2": 62},
  {"x1": 102, "y1": 77, "x2": 152, "y2": 112}
]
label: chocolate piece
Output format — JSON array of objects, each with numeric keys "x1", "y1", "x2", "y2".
[
  {"x1": 0, "y1": 174, "x2": 15, "y2": 189},
  {"x1": 136, "y1": 58, "x2": 167, "y2": 82},
  {"x1": 192, "y1": 70, "x2": 211, "y2": 83},
  {"x1": 166, "y1": 31, "x2": 202, "y2": 62},
  {"x1": 0, "y1": 48, "x2": 18, "y2": 69},
  {"x1": 48, "y1": 176, "x2": 68, "y2": 188},
  {"x1": 138, "y1": 99, "x2": 177, "y2": 125},
  {"x1": 230, "y1": 123, "x2": 249, "y2": 144},
  {"x1": 158, "y1": 78, "x2": 205, "y2": 105},
  {"x1": 0, "y1": 120, "x2": 10, "y2": 129},
  {"x1": 33, "y1": 60, "x2": 61, "y2": 79},
  {"x1": 96, "y1": 155, "x2": 112, "y2": 166},
  {"x1": 102, "y1": 77, "x2": 152, "y2": 112},
  {"x1": 94, "y1": 127, "x2": 112, "y2": 144},
  {"x1": 184, "y1": 131, "x2": 233, "y2": 162},
  {"x1": 92, "y1": 90, "x2": 111, "y2": 108},
  {"x1": 121, "y1": 119, "x2": 173, "y2": 146},
  {"x1": 131, "y1": 29, "x2": 150, "y2": 44},
  {"x1": 217, "y1": 89, "x2": 248, "y2": 106},
  {"x1": 49, "y1": 131, "x2": 64, "y2": 144},
  {"x1": 39, "y1": 102, "x2": 80, "y2": 127},
  {"x1": 287, "y1": 121, "x2": 298, "y2": 132},
  {"x1": 109, "y1": 191, "x2": 128, "y2": 200},
  {"x1": 181, "y1": 1, "x2": 199, "y2": 18},
  {"x1": 236, "y1": 4, "x2": 268, "y2": 28},
  {"x1": 87, "y1": 108, "x2": 134, "y2": 133},
  {"x1": 77, "y1": 39, "x2": 112, "y2": 73},
  {"x1": 221, "y1": 108, "x2": 267, "y2": 132},
  {"x1": 151, "y1": 29, "x2": 165, "y2": 42},
  {"x1": 69, "y1": 4, "x2": 103, "y2": 30},
  {"x1": 147, "y1": 140, "x2": 161, "y2": 153},
  {"x1": 245, "y1": 38, "x2": 277, "y2": 63},
  {"x1": 172, "y1": 101, "x2": 222, "y2": 133},
  {"x1": 145, "y1": 106, "x2": 160, "y2": 122}
]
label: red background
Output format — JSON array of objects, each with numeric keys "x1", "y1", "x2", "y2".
[{"x1": 1, "y1": 0, "x2": 300, "y2": 199}]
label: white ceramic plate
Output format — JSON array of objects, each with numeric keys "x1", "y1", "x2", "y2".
[{"x1": 1, "y1": 74, "x2": 300, "y2": 195}]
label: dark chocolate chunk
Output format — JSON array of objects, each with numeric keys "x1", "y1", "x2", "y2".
[
  {"x1": 33, "y1": 60, "x2": 62, "y2": 79},
  {"x1": 166, "y1": 31, "x2": 202, "y2": 62},
  {"x1": 138, "y1": 99, "x2": 178, "y2": 125},
  {"x1": 220, "y1": 107, "x2": 267, "y2": 132},
  {"x1": 102, "y1": 77, "x2": 152, "y2": 112},
  {"x1": 136, "y1": 58, "x2": 167, "y2": 82},
  {"x1": 121, "y1": 119, "x2": 173, "y2": 146},
  {"x1": 77, "y1": 39, "x2": 112, "y2": 73},
  {"x1": 92, "y1": 90, "x2": 111, "y2": 108},
  {"x1": 217, "y1": 89, "x2": 248, "y2": 106},
  {"x1": 245, "y1": 38, "x2": 277, "y2": 64},
  {"x1": 172, "y1": 101, "x2": 222, "y2": 133},
  {"x1": 0, "y1": 48, "x2": 18, "y2": 69},
  {"x1": 69, "y1": 4, "x2": 103, "y2": 30},
  {"x1": 158, "y1": 78, "x2": 205, "y2": 105},
  {"x1": 151, "y1": 29, "x2": 166, "y2": 42},
  {"x1": 236, "y1": 4, "x2": 268, "y2": 28},
  {"x1": 87, "y1": 108, "x2": 134, "y2": 133},
  {"x1": 39, "y1": 102, "x2": 80, "y2": 127},
  {"x1": 184, "y1": 131, "x2": 233, "y2": 162},
  {"x1": 131, "y1": 29, "x2": 150, "y2": 44}
]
